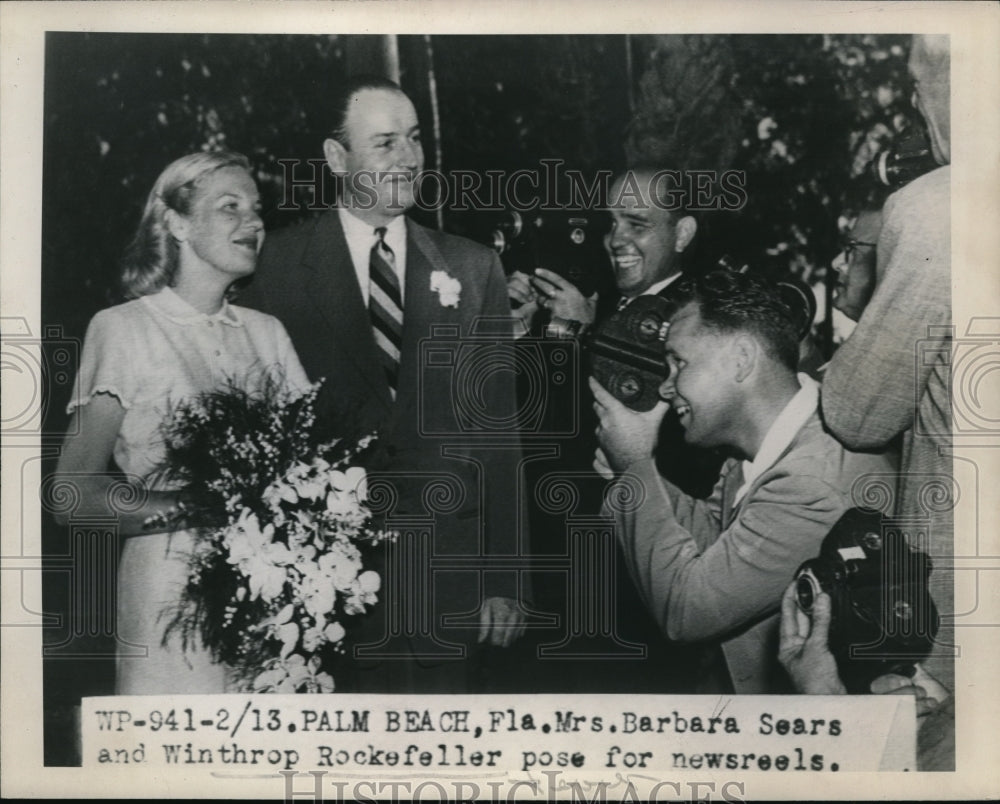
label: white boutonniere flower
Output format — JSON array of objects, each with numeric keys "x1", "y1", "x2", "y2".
[{"x1": 430, "y1": 270, "x2": 462, "y2": 308}]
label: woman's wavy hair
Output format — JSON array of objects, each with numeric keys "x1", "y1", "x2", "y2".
[{"x1": 120, "y1": 150, "x2": 252, "y2": 299}]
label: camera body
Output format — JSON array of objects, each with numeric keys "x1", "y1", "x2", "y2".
[
  {"x1": 418, "y1": 320, "x2": 580, "y2": 438},
  {"x1": 587, "y1": 295, "x2": 677, "y2": 412},
  {"x1": 870, "y1": 127, "x2": 940, "y2": 189},
  {"x1": 489, "y1": 210, "x2": 609, "y2": 299},
  {"x1": 794, "y1": 507, "x2": 939, "y2": 694}
]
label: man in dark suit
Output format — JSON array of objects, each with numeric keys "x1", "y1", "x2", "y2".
[
  {"x1": 522, "y1": 167, "x2": 719, "y2": 498},
  {"x1": 602, "y1": 168, "x2": 722, "y2": 499},
  {"x1": 505, "y1": 169, "x2": 720, "y2": 694},
  {"x1": 241, "y1": 76, "x2": 526, "y2": 693}
]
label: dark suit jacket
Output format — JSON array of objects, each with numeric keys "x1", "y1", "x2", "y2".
[{"x1": 240, "y1": 210, "x2": 524, "y2": 653}]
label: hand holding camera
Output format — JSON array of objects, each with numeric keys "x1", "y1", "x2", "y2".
[
  {"x1": 531, "y1": 268, "x2": 598, "y2": 326},
  {"x1": 778, "y1": 581, "x2": 848, "y2": 695},
  {"x1": 780, "y1": 577, "x2": 949, "y2": 711},
  {"x1": 784, "y1": 507, "x2": 940, "y2": 695},
  {"x1": 589, "y1": 375, "x2": 670, "y2": 474},
  {"x1": 493, "y1": 209, "x2": 609, "y2": 337},
  {"x1": 506, "y1": 270, "x2": 541, "y2": 337},
  {"x1": 587, "y1": 294, "x2": 676, "y2": 412}
]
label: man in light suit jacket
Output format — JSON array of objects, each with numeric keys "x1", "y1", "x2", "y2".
[
  {"x1": 241, "y1": 76, "x2": 526, "y2": 693},
  {"x1": 820, "y1": 35, "x2": 953, "y2": 769},
  {"x1": 590, "y1": 270, "x2": 892, "y2": 693}
]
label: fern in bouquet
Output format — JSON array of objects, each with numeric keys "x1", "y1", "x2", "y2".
[{"x1": 153, "y1": 375, "x2": 392, "y2": 693}]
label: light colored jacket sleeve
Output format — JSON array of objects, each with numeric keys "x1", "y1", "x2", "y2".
[
  {"x1": 610, "y1": 457, "x2": 849, "y2": 643},
  {"x1": 821, "y1": 167, "x2": 950, "y2": 450}
]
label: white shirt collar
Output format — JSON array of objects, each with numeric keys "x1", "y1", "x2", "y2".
[
  {"x1": 642, "y1": 271, "x2": 683, "y2": 298},
  {"x1": 143, "y1": 285, "x2": 243, "y2": 327},
  {"x1": 733, "y1": 373, "x2": 819, "y2": 505},
  {"x1": 338, "y1": 206, "x2": 407, "y2": 304},
  {"x1": 618, "y1": 272, "x2": 683, "y2": 309}
]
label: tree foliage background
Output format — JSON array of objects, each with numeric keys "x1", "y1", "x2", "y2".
[
  {"x1": 44, "y1": 32, "x2": 915, "y2": 345},
  {"x1": 41, "y1": 32, "x2": 917, "y2": 764}
]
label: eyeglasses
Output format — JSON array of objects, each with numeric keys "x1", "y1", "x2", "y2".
[{"x1": 843, "y1": 238, "x2": 877, "y2": 261}]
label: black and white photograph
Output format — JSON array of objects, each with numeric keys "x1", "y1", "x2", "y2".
[{"x1": 2, "y1": 1, "x2": 998, "y2": 799}]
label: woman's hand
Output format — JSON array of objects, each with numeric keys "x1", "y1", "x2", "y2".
[{"x1": 54, "y1": 394, "x2": 194, "y2": 537}]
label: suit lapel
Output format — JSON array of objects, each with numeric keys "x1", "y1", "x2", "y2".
[
  {"x1": 403, "y1": 221, "x2": 456, "y2": 356},
  {"x1": 721, "y1": 462, "x2": 745, "y2": 530},
  {"x1": 386, "y1": 222, "x2": 461, "y2": 430},
  {"x1": 302, "y1": 211, "x2": 393, "y2": 410}
]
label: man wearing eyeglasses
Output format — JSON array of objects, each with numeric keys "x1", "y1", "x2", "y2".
[
  {"x1": 830, "y1": 208, "x2": 881, "y2": 340},
  {"x1": 820, "y1": 34, "x2": 953, "y2": 770}
]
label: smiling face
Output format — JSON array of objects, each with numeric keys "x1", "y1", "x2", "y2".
[
  {"x1": 660, "y1": 303, "x2": 739, "y2": 449},
  {"x1": 324, "y1": 88, "x2": 424, "y2": 226},
  {"x1": 605, "y1": 171, "x2": 694, "y2": 298},
  {"x1": 172, "y1": 165, "x2": 263, "y2": 283}
]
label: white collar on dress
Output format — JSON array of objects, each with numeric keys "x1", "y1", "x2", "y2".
[
  {"x1": 142, "y1": 286, "x2": 243, "y2": 327},
  {"x1": 733, "y1": 373, "x2": 819, "y2": 505}
]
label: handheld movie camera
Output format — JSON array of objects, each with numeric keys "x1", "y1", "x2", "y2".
[{"x1": 794, "y1": 507, "x2": 939, "y2": 694}]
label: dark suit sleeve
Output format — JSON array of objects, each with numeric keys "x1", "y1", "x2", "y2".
[
  {"x1": 479, "y1": 251, "x2": 530, "y2": 603},
  {"x1": 237, "y1": 234, "x2": 284, "y2": 317}
]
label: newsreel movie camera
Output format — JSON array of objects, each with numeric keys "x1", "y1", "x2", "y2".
[
  {"x1": 870, "y1": 126, "x2": 940, "y2": 189},
  {"x1": 584, "y1": 257, "x2": 820, "y2": 412},
  {"x1": 486, "y1": 212, "x2": 818, "y2": 412},
  {"x1": 794, "y1": 507, "x2": 940, "y2": 694},
  {"x1": 490, "y1": 209, "x2": 606, "y2": 302}
]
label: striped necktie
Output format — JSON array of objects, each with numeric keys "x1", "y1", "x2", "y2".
[{"x1": 369, "y1": 227, "x2": 403, "y2": 397}]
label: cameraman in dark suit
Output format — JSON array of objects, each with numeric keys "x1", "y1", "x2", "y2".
[
  {"x1": 510, "y1": 168, "x2": 721, "y2": 498},
  {"x1": 504, "y1": 168, "x2": 721, "y2": 693},
  {"x1": 510, "y1": 167, "x2": 696, "y2": 338},
  {"x1": 241, "y1": 76, "x2": 526, "y2": 693}
]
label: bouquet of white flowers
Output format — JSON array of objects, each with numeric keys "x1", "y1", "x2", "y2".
[{"x1": 154, "y1": 376, "x2": 392, "y2": 692}]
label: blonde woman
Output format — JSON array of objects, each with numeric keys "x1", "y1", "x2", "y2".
[{"x1": 56, "y1": 151, "x2": 309, "y2": 693}]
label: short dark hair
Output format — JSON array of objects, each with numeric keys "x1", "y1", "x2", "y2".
[
  {"x1": 672, "y1": 270, "x2": 800, "y2": 371},
  {"x1": 327, "y1": 74, "x2": 407, "y2": 149}
]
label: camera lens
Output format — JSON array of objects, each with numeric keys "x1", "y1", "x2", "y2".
[
  {"x1": 796, "y1": 573, "x2": 819, "y2": 613},
  {"x1": 614, "y1": 372, "x2": 642, "y2": 401}
]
